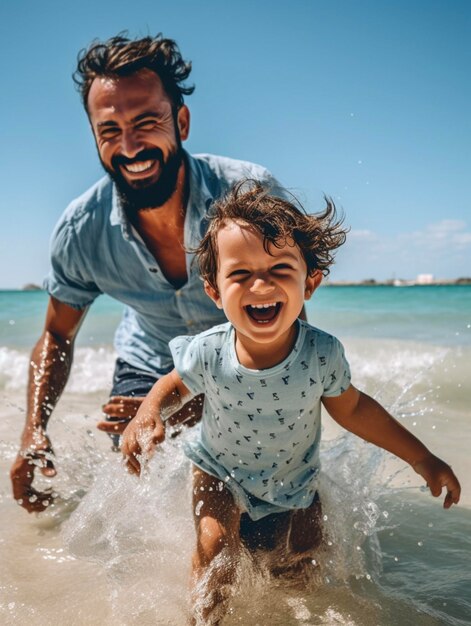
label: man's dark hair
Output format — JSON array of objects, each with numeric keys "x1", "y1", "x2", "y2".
[
  {"x1": 73, "y1": 32, "x2": 194, "y2": 110},
  {"x1": 196, "y1": 180, "x2": 348, "y2": 292}
]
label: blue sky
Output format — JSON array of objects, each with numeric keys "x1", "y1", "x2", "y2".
[{"x1": 0, "y1": 0, "x2": 470, "y2": 287}]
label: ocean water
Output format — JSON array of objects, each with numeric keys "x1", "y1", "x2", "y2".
[{"x1": 0, "y1": 286, "x2": 470, "y2": 625}]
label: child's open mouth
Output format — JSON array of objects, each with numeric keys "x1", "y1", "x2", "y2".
[{"x1": 245, "y1": 302, "x2": 282, "y2": 324}]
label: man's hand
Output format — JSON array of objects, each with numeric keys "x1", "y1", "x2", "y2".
[
  {"x1": 10, "y1": 430, "x2": 57, "y2": 513},
  {"x1": 11, "y1": 297, "x2": 87, "y2": 514},
  {"x1": 96, "y1": 396, "x2": 144, "y2": 434},
  {"x1": 413, "y1": 454, "x2": 461, "y2": 509}
]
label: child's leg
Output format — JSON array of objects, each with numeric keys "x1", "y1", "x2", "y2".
[
  {"x1": 270, "y1": 494, "x2": 323, "y2": 576},
  {"x1": 287, "y1": 493, "x2": 323, "y2": 555},
  {"x1": 191, "y1": 466, "x2": 241, "y2": 624}
]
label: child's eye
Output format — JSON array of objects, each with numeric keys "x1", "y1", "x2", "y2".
[
  {"x1": 228, "y1": 269, "x2": 250, "y2": 279},
  {"x1": 271, "y1": 264, "x2": 293, "y2": 272}
]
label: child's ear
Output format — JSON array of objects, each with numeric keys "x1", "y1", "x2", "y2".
[
  {"x1": 204, "y1": 281, "x2": 223, "y2": 309},
  {"x1": 304, "y1": 270, "x2": 323, "y2": 300}
]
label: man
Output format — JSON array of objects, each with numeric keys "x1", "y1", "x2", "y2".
[{"x1": 10, "y1": 33, "x2": 284, "y2": 513}]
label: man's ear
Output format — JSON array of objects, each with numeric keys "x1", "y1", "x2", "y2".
[
  {"x1": 304, "y1": 270, "x2": 323, "y2": 300},
  {"x1": 204, "y1": 281, "x2": 223, "y2": 309},
  {"x1": 177, "y1": 105, "x2": 190, "y2": 141}
]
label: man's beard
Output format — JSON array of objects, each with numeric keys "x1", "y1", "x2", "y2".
[{"x1": 102, "y1": 145, "x2": 183, "y2": 217}]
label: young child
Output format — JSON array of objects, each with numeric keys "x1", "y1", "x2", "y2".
[{"x1": 121, "y1": 181, "x2": 461, "y2": 624}]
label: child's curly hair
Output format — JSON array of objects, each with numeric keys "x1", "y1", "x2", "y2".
[{"x1": 195, "y1": 179, "x2": 348, "y2": 292}]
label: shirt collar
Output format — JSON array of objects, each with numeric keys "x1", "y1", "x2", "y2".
[
  {"x1": 109, "y1": 181, "x2": 125, "y2": 227},
  {"x1": 109, "y1": 150, "x2": 214, "y2": 229},
  {"x1": 185, "y1": 151, "x2": 214, "y2": 217}
]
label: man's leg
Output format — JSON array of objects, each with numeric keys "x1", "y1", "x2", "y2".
[
  {"x1": 101, "y1": 358, "x2": 203, "y2": 449},
  {"x1": 191, "y1": 466, "x2": 241, "y2": 625}
]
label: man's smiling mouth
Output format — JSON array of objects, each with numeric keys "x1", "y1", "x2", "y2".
[
  {"x1": 122, "y1": 159, "x2": 155, "y2": 174},
  {"x1": 245, "y1": 302, "x2": 282, "y2": 323}
]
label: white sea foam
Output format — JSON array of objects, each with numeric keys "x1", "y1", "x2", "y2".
[
  {"x1": 0, "y1": 346, "x2": 116, "y2": 393},
  {"x1": 0, "y1": 338, "x2": 451, "y2": 394}
]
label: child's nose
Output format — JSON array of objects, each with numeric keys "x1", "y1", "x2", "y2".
[{"x1": 250, "y1": 275, "x2": 275, "y2": 293}]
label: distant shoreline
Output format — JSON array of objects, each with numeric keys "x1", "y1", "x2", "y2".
[
  {"x1": 322, "y1": 278, "x2": 471, "y2": 287},
  {"x1": 1, "y1": 278, "x2": 470, "y2": 292},
  {"x1": 323, "y1": 278, "x2": 471, "y2": 287}
]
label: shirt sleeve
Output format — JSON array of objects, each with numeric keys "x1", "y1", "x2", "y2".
[
  {"x1": 43, "y1": 215, "x2": 102, "y2": 310},
  {"x1": 169, "y1": 334, "x2": 205, "y2": 397},
  {"x1": 322, "y1": 336, "x2": 352, "y2": 397}
]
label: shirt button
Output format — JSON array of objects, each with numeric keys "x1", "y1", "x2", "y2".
[
  {"x1": 187, "y1": 320, "x2": 193, "y2": 326},
  {"x1": 149, "y1": 267, "x2": 158, "y2": 273},
  {"x1": 175, "y1": 290, "x2": 181, "y2": 297}
]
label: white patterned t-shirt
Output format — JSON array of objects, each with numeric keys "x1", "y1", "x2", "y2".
[{"x1": 169, "y1": 320, "x2": 351, "y2": 520}]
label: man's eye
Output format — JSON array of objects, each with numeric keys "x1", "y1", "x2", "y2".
[
  {"x1": 100, "y1": 127, "x2": 120, "y2": 138},
  {"x1": 136, "y1": 120, "x2": 157, "y2": 130}
]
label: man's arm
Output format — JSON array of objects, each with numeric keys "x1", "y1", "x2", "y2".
[
  {"x1": 322, "y1": 385, "x2": 461, "y2": 509},
  {"x1": 10, "y1": 296, "x2": 88, "y2": 513},
  {"x1": 121, "y1": 369, "x2": 192, "y2": 475}
]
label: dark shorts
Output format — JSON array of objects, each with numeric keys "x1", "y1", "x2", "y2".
[
  {"x1": 239, "y1": 491, "x2": 321, "y2": 552},
  {"x1": 110, "y1": 358, "x2": 159, "y2": 397},
  {"x1": 107, "y1": 358, "x2": 160, "y2": 448}
]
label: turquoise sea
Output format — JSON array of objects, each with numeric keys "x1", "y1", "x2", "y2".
[{"x1": 0, "y1": 286, "x2": 470, "y2": 625}]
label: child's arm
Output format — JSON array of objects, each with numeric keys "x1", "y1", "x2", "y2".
[
  {"x1": 322, "y1": 385, "x2": 461, "y2": 508},
  {"x1": 121, "y1": 369, "x2": 192, "y2": 475}
]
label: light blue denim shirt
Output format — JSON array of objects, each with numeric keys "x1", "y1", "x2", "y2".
[{"x1": 44, "y1": 152, "x2": 282, "y2": 375}]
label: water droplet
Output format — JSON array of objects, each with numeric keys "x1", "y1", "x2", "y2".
[
  {"x1": 417, "y1": 541, "x2": 423, "y2": 547},
  {"x1": 323, "y1": 514, "x2": 328, "y2": 521},
  {"x1": 29, "y1": 495, "x2": 38, "y2": 503},
  {"x1": 195, "y1": 500, "x2": 204, "y2": 516}
]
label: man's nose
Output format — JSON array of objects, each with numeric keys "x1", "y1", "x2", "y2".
[{"x1": 120, "y1": 130, "x2": 143, "y2": 159}]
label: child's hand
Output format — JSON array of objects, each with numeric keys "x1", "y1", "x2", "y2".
[
  {"x1": 412, "y1": 454, "x2": 461, "y2": 509},
  {"x1": 121, "y1": 411, "x2": 165, "y2": 476}
]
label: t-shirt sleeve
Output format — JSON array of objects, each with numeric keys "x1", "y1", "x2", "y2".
[
  {"x1": 322, "y1": 336, "x2": 352, "y2": 397},
  {"x1": 169, "y1": 334, "x2": 205, "y2": 397},
  {"x1": 43, "y1": 215, "x2": 102, "y2": 310}
]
